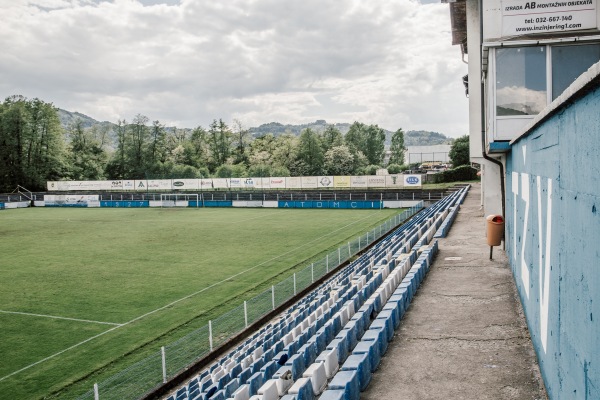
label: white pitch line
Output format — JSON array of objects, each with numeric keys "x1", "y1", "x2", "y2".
[
  {"x1": 0, "y1": 210, "x2": 388, "y2": 383},
  {"x1": 0, "y1": 309, "x2": 123, "y2": 326}
]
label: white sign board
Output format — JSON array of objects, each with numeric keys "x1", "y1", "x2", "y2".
[
  {"x1": 286, "y1": 177, "x2": 301, "y2": 189},
  {"x1": 301, "y1": 176, "x2": 318, "y2": 189},
  {"x1": 502, "y1": 0, "x2": 597, "y2": 36},
  {"x1": 404, "y1": 175, "x2": 422, "y2": 187},
  {"x1": 270, "y1": 177, "x2": 286, "y2": 189}
]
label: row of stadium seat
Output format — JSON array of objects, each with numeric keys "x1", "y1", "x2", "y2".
[{"x1": 164, "y1": 186, "x2": 469, "y2": 400}]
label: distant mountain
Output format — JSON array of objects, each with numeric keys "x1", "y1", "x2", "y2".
[
  {"x1": 250, "y1": 120, "x2": 453, "y2": 146},
  {"x1": 405, "y1": 130, "x2": 453, "y2": 146},
  {"x1": 57, "y1": 109, "x2": 115, "y2": 130},
  {"x1": 249, "y1": 120, "x2": 354, "y2": 137},
  {"x1": 56, "y1": 111, "x2": 453, "y2": 147}
]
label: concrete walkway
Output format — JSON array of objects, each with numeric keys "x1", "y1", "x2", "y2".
[{"x1": 362, "y1": 182, "x2": 547, "y2": 400}]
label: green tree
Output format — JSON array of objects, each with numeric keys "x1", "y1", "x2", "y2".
[
  {"x1": 208, "y1": 119, "x2": 231, "y2": 170},
  {"x1": 271, "y1": 165, "x2": 290, "y2": 177},
  {"x1": 232, "y1": 119, "x2": 250, "y2": 165},
  {"x1": 345, "y1": 122, "x2": 367, "y2": 154},
  {"x1": 149, "y1": 120, "x2": 168, "y2": 164},
  {"x1": 387, "y1": 163, "x2": 403, "y2": 174},
  {"x1": 66, "y1": 119, "x2": 107, "y2": 180},
  {"x1": 214, "y1": 164, "x2": 233, "y2": 178},
  {"x1": 360, "y1": 164, "x2": 381, "y2": 175},
  {"x1": 0, "y1": 96, "x2": 67, "y2": 191},
  {"x1": 181, "y1": 126, "x2": 208, "y2": 169},
  {"x1": 449, "y1": 135, "x2": 470, "y2": 167},
  {"x1": 323, "y1": 145, "x2": 354, "y2": 176},
  {"x1": 345, "y1": 122, "x2": 385, "y2": 169},
  {"x1": 249, "y1": 134, "x2": 276, "y2": 166},
  {"x1": 129, "y1": 114, "x2": 150, "y2": 178},
  {"x1": 248, "y1": 163, "x2": 272, "y2": 177},
  {"x1": 105, "y1": 119, "x2": 129, "y2": 179},
  {"x1": 364, "y1": 124, "x2": 386, "y2": 165},
  {"x1": 296, "y1": 128, "x2": 324, "y2": 176},
  {"x1": 271, "y1": 134, "x2": 299, "y2": 172},
  {"x1": 389, "y1": 128, "x2": 406, "y2": 166},
  {"x1": 321, "y1": 125, "x2": 343, "y2": 153}
]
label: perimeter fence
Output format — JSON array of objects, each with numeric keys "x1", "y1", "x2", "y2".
[{"x1": 75, "y1": 203, "x2": 424, "y2": 400}]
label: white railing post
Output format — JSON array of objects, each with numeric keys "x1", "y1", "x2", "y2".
[
  {"x1": 338, "y1": 248, "x2": 341, "y2": 264},
  {"x1": 272, "y1": 285, "x2": 275, "y2": 310},
  {"x1": 358, "y1": 236, "x2": 361, "y2": 251},
  {"x1": 161, "y1": 346, "x2": 167, "y2": 383},
  {"x1": 293, "y1": 273, "x2": 297, "y2": 295},
  {"x1": 94, "y1": 383, "x2": 99, "y2": 400},
  {"x1": 244, "y1": 301, "x2": 248, "y2": 328},
  {"x1": 209, "y1": 320, "x2": 213, "y2": 352},
  {"x1": 311, "y1": 263, "x2": 314, "y2": 283},
  {"x1": 326, "y1": 254, "x2": 329, "y2": 273}
]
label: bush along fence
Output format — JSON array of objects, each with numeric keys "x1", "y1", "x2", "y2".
[
  {"x1": 429, "y1": 165, "x2": 479, "y2": 184},
  {"x1": 75, "y1": 203, "x2": 424, "y2": 400}
]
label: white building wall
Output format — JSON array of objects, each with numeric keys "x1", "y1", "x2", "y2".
[{"x1": 466, "y1": 0, "x2": 503, "y2": 217}]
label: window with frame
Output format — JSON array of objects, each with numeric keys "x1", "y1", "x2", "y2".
[
  {"x1": 495, "y1": 46, "x2": 547, "y2": 116},
  {"x1": 552, "y1": 44, "x2": 600, "y2": 100},
  {"x1": 491, "y1": 42, "x2": 600, "y2": 141}
]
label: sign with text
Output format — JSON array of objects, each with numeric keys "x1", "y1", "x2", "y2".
[
  {"x1": 502, "y1": 0, "x2": 597, "y2": 36},
  {"x1": 404, "y1": 175, "x2": 422, "y2": 187}
]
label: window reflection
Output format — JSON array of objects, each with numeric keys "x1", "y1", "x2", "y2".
[
  {"x1": 552, "y1": 44, "x2": 600, "y2": 100},
  {"x1": 496, "y1": 47, "x2": 546, "y2": 116}
]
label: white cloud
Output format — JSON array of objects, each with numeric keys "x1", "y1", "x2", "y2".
[{"x1": 0, "y1": 0, "x2": 468, "y2": 137}]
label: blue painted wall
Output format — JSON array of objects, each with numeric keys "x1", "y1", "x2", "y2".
[
  {"x1": 100, "y1": 200, "x2": 149, "y2": 208},
  {"x1": 506, "y1": 84, "x2": 600, "y2": 399},
  {"x1": 278, "y1": 200, "x2": 382, "y2": 209},
  {"x1": 189, "y1": 200, "x2": 233, "y2": 207}
]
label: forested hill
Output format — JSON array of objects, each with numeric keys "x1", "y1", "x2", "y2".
[
  {"x1": 58, "y1": 109, "x2": 114, "y2": 130},
  {"x1": 404, "y1": 130, "x2": 452, "y2": 146},
  {"x1": 56, "y1": 111, "x2": 452, "y2": 147},
  {"x1": 1, "y1": 96, "x2": 458, "y2": 192},
  {"x1": 248, "y1": 121, "x2": 452, "y2": 146}
]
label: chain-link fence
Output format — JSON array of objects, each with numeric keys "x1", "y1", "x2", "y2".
[{"x1": 76, "y1": 203, "x2": 423, "y2": 400}]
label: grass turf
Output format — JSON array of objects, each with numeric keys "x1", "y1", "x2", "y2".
[{"x1": 0, "y1": 207, "x2": 401, "y2": 399}]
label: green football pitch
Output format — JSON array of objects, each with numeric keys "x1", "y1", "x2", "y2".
[{"x1": 0, "y1": 207, "x2": 401, "y2": 399}]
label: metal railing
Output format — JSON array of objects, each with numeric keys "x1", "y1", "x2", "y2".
[{"x1": 72, "y1": 203, "x2": 423, "y2": 400}]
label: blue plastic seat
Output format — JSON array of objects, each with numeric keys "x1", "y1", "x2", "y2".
[
  {"x1": 341, "y1": 352, "x2": 371, "y2": 392},
  {"x1": 327, "y1": 370, "x2": 360, "y2": 400}
]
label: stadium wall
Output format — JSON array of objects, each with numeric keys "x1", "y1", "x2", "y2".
[
  {"x1": 38, "y1": 197, "x2": 423, "y2": 209},
  {"x1": 506, "y1": 69, "x2": 600, "y2": 399},
  {"x1": 46, "y1": 174, "x2": 424, "y2": 191}
]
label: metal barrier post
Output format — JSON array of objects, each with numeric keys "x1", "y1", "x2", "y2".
[
  {"x1": 272, "y1": 286, "x2": 275, "y2": 310},
  {"x1": 209, "y1": 321, "x2": 213, "y2": 352},
  {"x1": 94, "y1": 383, "x2": 99, "y2": 400},
  {"x1": 244, "y1": 301, "x2": 248, "y2": 328},
  {"x1": 293, "y1": 273, "x2": 297, "y2": 295},
  {"x1": 161, "y1": 346, "x2": 167, "y2": 383},
  {"x1": 311, "y1": 263, "x2": 314, "y2": 283}
]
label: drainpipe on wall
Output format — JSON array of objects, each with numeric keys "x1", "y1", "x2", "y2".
[{"x1": 479, "y1": 0, "x2": 506, "y2": 221}]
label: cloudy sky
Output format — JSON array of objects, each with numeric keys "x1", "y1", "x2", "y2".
[{"x1": 1, "y1": 0, "x2": 468, "y2": 137}]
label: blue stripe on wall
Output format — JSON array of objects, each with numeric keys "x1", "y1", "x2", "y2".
[
  {"x1": 277, "y1": 200, "x2": 381, "y2": 209},
  {"x1": 189, "y1": 201, "x2": 233, "y2": 207},
  {"x1": 100, "y1": 201, "x2": 149, "y2": 208}
]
